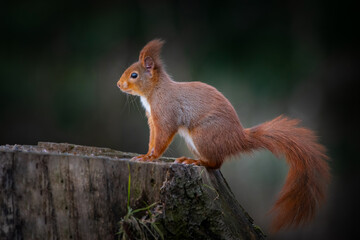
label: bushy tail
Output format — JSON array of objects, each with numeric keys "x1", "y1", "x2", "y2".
[{"x1": 244, "y1": 115, "x2": 330, "y2": 232}]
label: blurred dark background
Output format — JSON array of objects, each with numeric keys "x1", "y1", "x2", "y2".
[{"x1": 1, "y1": 0, "x2": 359, "y2": 239}]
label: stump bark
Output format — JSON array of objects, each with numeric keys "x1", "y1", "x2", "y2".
[{"x1": 0, "y1": 142, "x2": 266, "y2": 240}]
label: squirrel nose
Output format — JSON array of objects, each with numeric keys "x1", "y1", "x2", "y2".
[{"x1": 117, "y1": 81, "x2": 129, "y2": 89}]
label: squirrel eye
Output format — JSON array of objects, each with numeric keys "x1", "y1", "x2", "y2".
[{"x1": 130, "y1": 72, "x2": 138, "y2": 78}]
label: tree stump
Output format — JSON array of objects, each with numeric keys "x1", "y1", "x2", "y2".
[{"x1": 0, "y1": 142, "x2": 266, "y2": 240}]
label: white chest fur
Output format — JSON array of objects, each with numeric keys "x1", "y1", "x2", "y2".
[
  {"x1": 140, "y1": 96, "x2": 151, "y2": 114},
  {"x1": 178, "y1": 127, "x2": 199, "y2": 156}
]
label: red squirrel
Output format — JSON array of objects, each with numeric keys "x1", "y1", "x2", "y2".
[{"x1": 117, "y1": 39, "x2": 330, "y2": 232}]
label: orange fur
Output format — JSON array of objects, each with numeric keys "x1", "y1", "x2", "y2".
[
  {"x1": 139, "y1": 39, "x2": 164, "y2": 70},
  {"x1": 245, "y1": 116, "x2": 330, "y2": 231},
  {"x1": 117, "y1": 39, "x2": 330, "y2": 232}
]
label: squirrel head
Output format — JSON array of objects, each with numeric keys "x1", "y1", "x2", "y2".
[{"x1": 117, "y1": 39, "x2": 165, "y2": 97}]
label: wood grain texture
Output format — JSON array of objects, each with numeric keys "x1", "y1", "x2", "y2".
[{"x1": 0, "y1": 142, "x2": 265, "y2": 240}]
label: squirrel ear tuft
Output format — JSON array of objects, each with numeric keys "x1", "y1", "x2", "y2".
[
  {"x1": 139, "y1": 39, "x2": 165, "y2": 69},
  {"x1": 144, "y1": 56, "x2": 154, "y2": 70}
]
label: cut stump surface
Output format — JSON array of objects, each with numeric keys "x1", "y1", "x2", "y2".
[{"x1": 0, "y1": 142, "x2": 265, "y2": 240}]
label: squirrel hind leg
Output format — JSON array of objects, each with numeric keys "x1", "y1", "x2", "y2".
[
  {"x1": 199, "y1": 159, "x2": 222, "y2": 169},
  {"x1": 175, "y1": 157, "x2": 201, "y2": 165},
  {"x1": 174, "y1": 157, "x2": 222, "y2": 169}
]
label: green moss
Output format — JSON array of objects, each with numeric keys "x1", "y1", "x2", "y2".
[
  {"x1": 133, "y1": 183, "x2": 142, "y2": 200},
  {"x1": 253, "y1": 224, "x2": 266, "y2": 236}
]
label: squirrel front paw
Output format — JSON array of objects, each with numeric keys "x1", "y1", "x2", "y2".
[{"x1": 131, "y1": 154, "x2": 156, "y2": 162}]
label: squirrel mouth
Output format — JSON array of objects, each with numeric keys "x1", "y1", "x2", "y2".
[{"x1": 121, "y1": 89, "x2": 134, "y2": 94}]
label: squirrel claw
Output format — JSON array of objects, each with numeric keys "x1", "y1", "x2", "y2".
[
  {"x1": 131, "y1": 154, "x2": 156, "y2": 162},
  {"x1": 175, "y1": 157, "x2": 201, "y2": 166}
]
